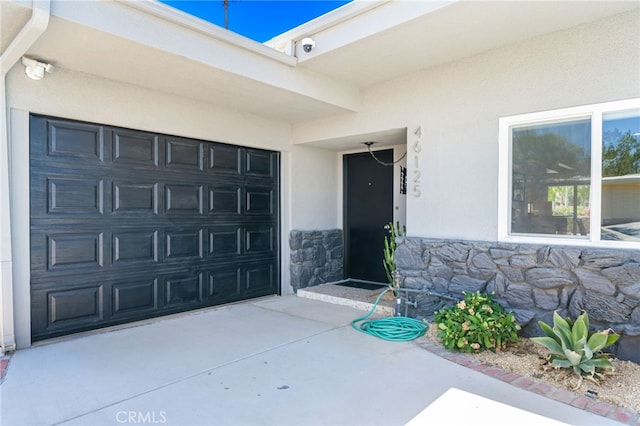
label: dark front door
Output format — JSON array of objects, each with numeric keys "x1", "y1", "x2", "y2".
[
  {"x1": 29, "y1": 115, "x2": 280, "y2": 341},
  {"x1": 344, "y1": 150, "x2": 393, "y2": 282}
]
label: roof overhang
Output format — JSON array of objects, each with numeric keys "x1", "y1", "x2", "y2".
[
  {"x1": 272, "y1": 0, "x2": 639, "y2": 88},
  {"x1": 3, "y1": 0, "x2": 638, "y2": 125},
  {"x1": 2, "y1": 0, "x2": 361, "y2": 122}
]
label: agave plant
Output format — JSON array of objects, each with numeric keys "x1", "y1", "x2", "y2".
[{"x1": 531, "y1": 311, "x2": 619, "y2": 378}]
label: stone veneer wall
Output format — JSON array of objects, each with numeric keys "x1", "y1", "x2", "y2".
[
  {"x1": 395, "y1": 237, "x2": 640, "y2": 362},
  {"x1": 289, "y1": 230, "x2": 343, "y2": 292}
]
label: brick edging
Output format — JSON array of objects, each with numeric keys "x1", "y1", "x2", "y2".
[
  {"x1": 414, "y1": 339, "x2": 640, "y2": 426},
  {"x1": 0, "y1": 354, "x2": 11, "y2": 385}
]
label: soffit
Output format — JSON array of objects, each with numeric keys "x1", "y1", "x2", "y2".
[
  {"x1": 295, "y1": 1, "x2": 640, "y2": 88},
  {"x1": 0, "y1": 1, "x2": 32, "y2": 54},
  {"x1": 8, "y1": 0, "x2": 360, "y2": 123},
  {"x1": 24, "y1": 16, "x2": 349, "y2": 122},
  {"x1": 301, "y1": 127, "x2": 407, "y2": 151}
]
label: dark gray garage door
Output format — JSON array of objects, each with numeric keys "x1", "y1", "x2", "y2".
[{"x1": 30, "y1": 115, "x2": 279, "y2": 341}]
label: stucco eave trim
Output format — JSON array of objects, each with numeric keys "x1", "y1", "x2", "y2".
[{"x1": 115, "y1": 0, "x2": 298, "y2": 67}]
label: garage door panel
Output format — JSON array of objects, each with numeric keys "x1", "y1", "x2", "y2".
[
  {"x1": 29, "y1": 173, "x2": 107, "y2": 217},
  {"x1": 112, "y1": 278, "x2": 159, "y2": 315},
  {"x1": 47, "y1": 119, "x2": 105, "y2": 162},
  {"x1": 209, "y1": 145, "x2": 242, "y2": 175},
  {"x1": 165, "y1": 273, "x2": 203, "y2": 306},
  {"x1": 245, "y1": 226, "x2": 275, "y2": 254},
  {"x1": 206, "y1": 267, "x2": 241, "y2": 300},
  {"x1": 208, "y1": 227, "x2": 241, "y2": 257},
  {"x1": 165, "y1": 184, "x2": 204, "y2": 215},
  {"x1": 165, "y1": 229, "x2": 204, "y2": 259},
  {"x1": 166, "y1": 138, "x2": 204, "y2": 171},
  {"x1": 113, "y1": 182, "x2": 159, "y2": 214},
  {"x1": 47, "y1": 232, "x2": 105, "y2": 271},
  {"x1": 113, "y1": 129, "x2": 159, "y2": 167},
  {"x1": 245, "y1": 262, "x2": 275, "y2": 296},
  {"x1": 48, "y1": 177, "x2": 105, "y2": 215},
  {"x1": 30, "y1": 114, "x2": 279, "y2": 340},
  {"x1": 48, "y1": 285, "x2": 104, "y2": 324},
  {"x1": 208, "y1": 186, "x2": 241, "y2": 215},
  {"x1": 246, "y1": 187, "x2": 274, "y2": 215},
  {"x1": 30, "y1": 229, "x2": 105, "y2": 278},
  {"x1": 113, "y1": 230, "x2": 159, "y2": 264},
  {"x1": 246, "y1": 150, "x2": 274, "y2": 178},
  {"x1": 31, "y1": 283, "x2": 108, "y2": 340}
]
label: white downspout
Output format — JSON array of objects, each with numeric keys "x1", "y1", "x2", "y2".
[{"x1": 0, "y1": 0, "x2": 51, "y2": 353}]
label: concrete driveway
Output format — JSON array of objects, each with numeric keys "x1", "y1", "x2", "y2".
[{"x1": 0, "y1": 296, "x2": 621, "y2": 425}]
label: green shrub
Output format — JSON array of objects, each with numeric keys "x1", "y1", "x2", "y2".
[
  {"x1": 531, "y1": 311, "x2": 619, "y2": 378},
  {"x1": 434, "y1": 291, "x2": 520, "y2": 353}
]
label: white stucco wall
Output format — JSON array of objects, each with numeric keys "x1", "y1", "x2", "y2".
[
  {"x1": 7, "y1": 66, "x2": 292, "y2": 151},
  {"x1": 6, "y1": 64, "x2": 295, "y2": 347},
  {"x1": 293, "y1": 10, "x2": 640, "y2": 241},
  {"x1": 289, "y1": 145, "x2": 339, "y2": 230}
]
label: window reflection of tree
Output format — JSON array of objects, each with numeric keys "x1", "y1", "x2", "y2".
[
  {"x1": 601, "y1": 126, "x2": 640, "y2": 240},
  {"x1": 511, "y1": 125, "x2": 591, "y2": 236}
]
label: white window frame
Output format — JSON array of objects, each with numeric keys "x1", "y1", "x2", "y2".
[{"x1": 498, "y1": 98, "x2": 640, "y2": 249}]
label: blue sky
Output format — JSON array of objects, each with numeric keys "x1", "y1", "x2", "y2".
[{"x1": 160, "y1": 1, "x2": 351, "y2": 42}]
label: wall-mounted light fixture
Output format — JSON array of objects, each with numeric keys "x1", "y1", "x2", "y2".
[
  {"x1": 21, "y1": 56, "x2": 54, "y2": 80},
  {"x1": 363, "y1": 141, "x2": 407, "y2": 166}
]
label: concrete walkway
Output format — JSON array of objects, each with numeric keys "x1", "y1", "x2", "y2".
[{"x1": 0, "y1": 296, "x2": 624, "y2": 425}]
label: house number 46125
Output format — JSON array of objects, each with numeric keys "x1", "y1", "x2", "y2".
[{"x1": 413, "y1": 126, "x2": 422, "y2": 197}]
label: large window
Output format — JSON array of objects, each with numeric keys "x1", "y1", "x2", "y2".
[{"x1": 499, "y1": 99, "x2": 640, "y2": 246}]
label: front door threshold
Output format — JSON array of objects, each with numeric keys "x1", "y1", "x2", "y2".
[{"x1": 297, "y1": 282, "x2": 394, "y2": 315}]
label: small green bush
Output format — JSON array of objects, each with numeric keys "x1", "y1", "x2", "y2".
[
  {"x1": 434, "y1": 291, "x2": 520, "y2": 353},
  {"x1": 531, "y1": 311, "x2": 619, "y2": 379}
]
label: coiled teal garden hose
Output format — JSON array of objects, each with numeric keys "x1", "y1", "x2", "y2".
[{"x1": 351, "y1": 288, "x2": 428, "y2": 341}]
